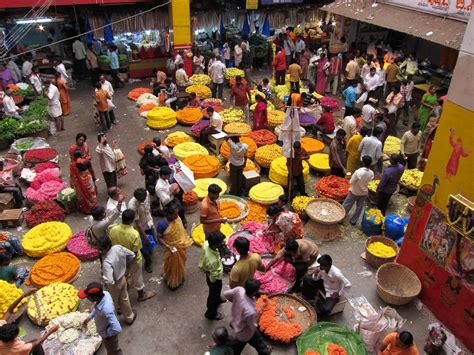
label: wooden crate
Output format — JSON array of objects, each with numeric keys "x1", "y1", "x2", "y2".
[
  {"x1": 0, "y1": 209, "x2": 24, "y2": 228},
  {"x1": 0, "y1": 193, "x2": 15, "y2": 212}
]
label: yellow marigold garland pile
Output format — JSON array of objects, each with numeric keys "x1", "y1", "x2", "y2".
[
  {"x1": 249, "y1": 182, "x2": 284, "y2": 204},
  {"x1": 173, "y1": 142, "x2": 208, "y2": 161},
  {"x1": 225, "y1": 68, "x2": 245, "y2": 80},
  {"x1": 165, "y1": 131, "x2": 194, "y2": 147},
  {"x1": 147, "y1": 107, "x2": 177, "y2": 129},
  {"x1": 225, "y1": 160, "x2": 258, "y2": 173},
  {"x1": 189, "y1": 74, "x2": 211, "y2": 85},
  {"x1": 22, "y1": 222, "x2": 72, "y2": 258},
  {"x1": 218, "y1": 201, "x2": 241, "y2": 219},
  {"x1": 222, "y1": 108, "x2": 245, "y2": 124},
  {"x1": 308, "y1": 153, "x2": 330, "y2": 171},
  {"x1": 291, "y1": 196, "x2": 316, "y2": 214},
  {"x1": 255, "y1": 144, "x2": 283, "y2": 168},
  {"x1": 269, "y1": 156, "x2": 310, "y2": 187},
  {"x1": 191, "y1": 223, "x2": 234, "y2": 246},
  {"x1": 30, "y1": 252, "x2": 80, "y2": 288},
  {"x1": 193, "y1": 178, "x2": 227, "y2": 199},
  {"x1": 223, "y1": 122, "x2": 251, "y2": 135},
  {"x1": 186, "y1": 84, "x2": 211, "y2": 99},
  {"x1": 0, "y1": 280, "x2": 25, "y2": 318},
  {"x1": 183, "y1": 154, "x2": 221, "y2": 179},
  {"x1": 241, "y1": 200, "x2": 267, "y2": 224},
  {"x1": 301, "y1": 137, "x2": 325, "y2": 155},
  {"x1": 268, "y1": 110, "x2": 285, "y2": 127}
]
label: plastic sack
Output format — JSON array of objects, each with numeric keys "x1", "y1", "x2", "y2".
[
  {"x1": 355, "y1": 306, "x2": 406, "y2": 352},
  {"x1": 172, "y1": 161, "x2": 195, "y2": 192},
  {"x1": 361, "y1": 208, "x2": 383, "y2": 237},
  {"x1": 10, "y1": 137, "x2": 50, "y2": 154},
  {"x1": 384, "y1": 215, "x2": 408, "y2": 242},
  {"x1": 141, "y1": 233, "x2": 156, "y2": 254},
  {"x1": 296, "y1": 322, "x2": 368, "y2": 355}
]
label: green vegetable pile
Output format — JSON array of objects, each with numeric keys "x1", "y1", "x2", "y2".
[
  {"x1": 15, "y1": 141, "x2": 34, "y2": 151},
  {"x1": 23, "y1": 97, "x2": 48, "y2": 120},
  {"x1": 13, "y1": 85, "x2": 34, "y2": 98},
  {"x1": 16, "y1": 118, "x2": 48, "y2": 136},
  {"x1": 0, "y1": 118, "x2": 20, "y2": 141}
]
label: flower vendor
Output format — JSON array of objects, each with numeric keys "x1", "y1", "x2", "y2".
[
  {"x1": 95, "y1": 133, "x2": 117, "y2": 188},
  {"x1": 175, "y1": 63, "x2": 190, "y2": 90},
  {"x1": 95, "y1": 82, "x2": 112, "y2": 132},
  {"x1": 223, "y1": 279, "x2": 272, "y2": 354},
  {"x1": 342, "y1": 156, "x2": 374, "y2": 226},
  {"x1": 200, "y1": 184, "x2": 227, "y2": 237},
  {"x1": 302, "y1": 254, "x2": 351, "y2": 316},
  {"x1": 379, "y1": 331, "x2": 420, "y2": 355},
  {"x1": 230, "y1": 76, "x2": 251, "y2": 123},
  {"x1": 287, "y1": 141, "x2": 310, "y2": 196},
  {"x1": 2, "y1": 88, "x2": 22, "y2": 120},
  {"x1": 209, "y1": 56, "x2": 226, "y2": 100},
  {"x1": 227, "y1": 136, "x2": 248, "y2": 197},
  {"x1": 102, "y1": 242, "x2": 137, "y2": 326},
  {"x1": 186, "y1": 92, "x2": 201, "y2": 108},
  {"x1": 329, "y1": 129, "x2": 348, "y2": 178},
  {"x1": 199, "y1": 107, "x2": 223, "y2": 146},
  {"x1": 266, "y1": 239, "x2": 319, "y2": 290},
  {"x1": 70, "y1": 159, "x2": 97, "y2": 214},
  {"x1": 400, "y1": 122, "x2": 422, "y2": 169},
  {"x1": 377, "y1": 154, "x2": 405, "y2": 215},
  {"x1": 164, "y1": 79, "x2": 178, "y2": 109},
  {"x1": 0, "y1": 253, "x2": 28, "y2": 287},
  {"x1": 156, "y1": 202, "x2": 193, "y2": 290},
  {"x1": 0, "y1": 289, "x2": 59, "y2": 354},
  {"x1": 53, "y1": 72, "x2": 71, "y2": 117},
  {"x1": 253, "y1": 94, "x2": 268, "y2": 131},
  {"x1": 229, "y1": 237, "x2": 264, "y2": 289},
  {"x1": 199, "y1": 231, "x2": 225, "y2": 320},
  {"x1": 128, "y1": 188, "x2": 155, "y2": 273},
  {"x1": 69, "y1": 132, "x2": 96, "y2": 180},
  {"x1": 155, "y1": 166, "x2": 186, "y2": 226},
  {"x1": 79, "y1": 282, "x2": 123, "y2": 354},
  {"x1": 0, "y1": 160, "x2": 23, "y2": 208},
  {"x1": 346, "y1": 127, "x2": 370, "y2": 174},
  {"x1": 313, "y1": 105, "x2": 335, "y2": 135},
  {"x1": 0, "y1": 231, "x2": 23, "y2": 257},
  {"x1": 266, "y1": 205, "x2": 304, "y2": 243},
  {"x1": 108, "y1": 209, "x2": 157, "y2": 302}
]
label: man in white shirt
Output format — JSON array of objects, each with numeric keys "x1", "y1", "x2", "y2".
[
  {"x1": 21, "y1": 55, "x2": 33, "y2": 79},
  {"x1": 342, "y1": 156, "x2": 374, "y2": 225},
  {"x1": 155, "y1": 166, "x2": 175, "y2": 209},
  {"x1": 302, "y1": 254, "x2": 351, "y2": 315},
  {"x1": 72, "y1": 38, "x2": 87, "y2": 79},
  {"x1": 96, "y1": 132, "x2": 117, "y2": 188},
  {"x1": 45, "y1": 80, "x2": 62, "y2": 135},
  {"x1": 234, "y1": 40, "x2": 243, "y2": 68},
  {"x1": 363, "y1": 67, "x2": 379, "y2": 99},
  {"x1": 359, "y1": 126, "x2": 383, "y2": 172},
  {"x1": 2, "y1": 89, "x2": 22, "y2": 119},
  {"x1": 152, "y1": 137, "x2": 170, "y2": 161},
  {"x1": 99, "y1": 75, "x2": 117, "y2": 124},
  {"x1": 7, "y1": 58, "x2": 21, "y2": 83},
  {"x1": 361, "y1": 99, "x2": 377, "y2": 129},
  {"x1": 342, "y1": 115, "x2": 357, "y2": 141},
  {"x1": 28, "y1": 71, "x2": 43, "y2": 96},
  {"x1": 174, "y1": 50, "x2": 184, "y2": 67},
  {"x1": 227, "y1": 136, "x2": 248, "y2": 196},
  {"x1": 209, "y1": 56, "x2": 226, "y2": 99},
  {"x1": 175, "y1": 63, "x2": 189, "y2": 89},
  {"x1": 106, "y1": 187, "x2": 127, "y2": 224},
  {"x1": 400, "y1": 122, "x2": 422, "y2": 169}
]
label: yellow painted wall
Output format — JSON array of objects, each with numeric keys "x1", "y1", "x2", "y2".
[
  {"x1": 420, "y1": 100, "x2": 474, "y2": 212},
  {"x1": 170, "y1": 0, "x2": 191, "y2": 48}
]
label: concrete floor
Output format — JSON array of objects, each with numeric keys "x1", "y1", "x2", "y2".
[{"x1": 8, "y1": 73, "x2": 468, "y2": 355}]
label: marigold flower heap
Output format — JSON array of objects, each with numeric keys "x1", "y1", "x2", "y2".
[
  {"x1": 221, "y1": 108, "x2": 245, "y2": 124},
  {"x1": 250, "y1": 101, "x2": 275, "y2": 112},
  {"x1": 365, "y1": 208, "x2": 385, "y2": 224},
  {"x1": 367, "y1": 241, "x2": 397, "y2": 258},
  {"x1": 256, "y1": 295, "x2": 302, "y2": 343},
  {"x1": 224, "y1": 67, "x2": 245, "y2": 80},
  {"x1": 269, "y1": 156, "x2": 310, "y2": 187},
  {"x1": 173, "y1": 142, "x2": 208, "y2": 161},
  {"x1": 218, "y1": 201, "x2": 241, "y2": 219},
  {"x1": 301, "y1": 137, "x2": 325, "y2": 155},
  {"x1": 255, "y1": 144, "x2": 283, "y2": 168},
  {"x1": 147, "y1": 107, "x2": 177, "y2": 129},
  {"x1": 185, "y1": 84, "x2": 211, "y2": 99},
  {"x1": 182, "y1": 191, "x2": 198, "y2": 207},
  {"x1": 66, "y1": 231, "x2": 100, "y2": 261},
  {"x1": 189, "y1": 74, "x2": 211, "y2": 86},
  {"x1": 137, "y1": 139, "x2": 154, "y2": 155},
  {"x1": 267, "y1": 110, "x2": 285, "y2": 127},
  {"x1": 193, "y1": 178, "x2": 227, "y2": 199},
  {"x1": 27, "y1": 282, "x2": 80, "y2": 326},
  {"x1": 183, "y1": 154, "x2": 221, "y2": 179},
  {"x1": 308, "y1": 153, "x2": 330, "y2": 171},
  {"x1": 291, "y1": 196, "x2": 315, "y2": 214},
  {"x1": 223, "y1": 122, "x2": 251, "y2": 135},
  {"x1": 22, "y1": 221, "x2": 72, "y2": 258},
  {"x1": 0, "y1": 280, "x2": 25, "y2": 317},
  {"x1": 165, "y1": 131, "x2": 194, "y2": 147},
  {"x1": 249, "y1": 182, "x2": 284, "y2": 204},
  {"x1": 30, "y1": 252, "x2": 80, "y2": 288},
  {"x1": 315, "y1": 175, "x2": 350, "y2": 201},
  {"x1": 225, "y1": 160, "x2": 258, "y2": 174},
  {"x1": 368, "y1": 180, "x2": 379, "y2": 192},
  {"x1": 400, "y1": 169, "x2": 424, "y2": 189},
  {"x1": 383, "y1": 136, "x2": 401, "y2": 155},
  {"x1": 248, "y1": 129, "x2": 277, "y2": 146},
  {"x1": 138, "y1": 103, "x2": 156, "y2": 114},
  {"x1": 240, "y1": 201, "x2": 267, "y2": 224},
  {"x1": 192, "y1": 223, "x2": 233, "y2": 246},
  {"x1": 127, "y1": 87, "x2": 152, "y2": 101},
  {"x1": 176, "y1": 107, "x2": 204, "y2": 125},
  {"x1": 25, "y1": 200, "x2": 65, "y2": 228},
  {"x1": 220, "y1": 137, "x2": 257, "y2": 160}
]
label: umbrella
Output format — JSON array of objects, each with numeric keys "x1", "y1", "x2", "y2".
[
  {"x1": 104, "y1": 15, "x2": 114, "y2": 44},
  {"x1": 219, "y1": 15, "x2": 225, "y2": 36},
  {"x1": 261, "y1": 13, "x2": 270, "y2": 36},
  {"x1": 83, "y1": 15, "x2": 94, "y2": 44},
  {"x1": 241, "y1": 13, "x2": 250, "y2": 36}
]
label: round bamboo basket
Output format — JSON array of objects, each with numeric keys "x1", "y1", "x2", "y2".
[
  {"x1": 365, "y1": 236, "x2": 399, "y2": 268},
  {"x1": 306, "y1": 198, "x2": 346, "y2": 225},
  {"x1": 376, "y1": 263, "x2": 421, "y2": 305}
]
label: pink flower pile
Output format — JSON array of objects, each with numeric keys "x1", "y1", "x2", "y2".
[
  {"x1": 228, "y1": 222, "x2": 279, "y2": 255},
  {"x1": 320, "y1": 97, "x2": 339, "y2": 112},
  {"x1": 254, "y1": 259, "x2": 296, "y2": 294},
  {"x1": 66, "y1": 231, "x2": 99, "y2": 261},
  {"x1": 25, "y1": 169, "x2": 67, "y2": 203},
  {"x1": 191, "y1": 120, "x2": 209, "y2": 135}
]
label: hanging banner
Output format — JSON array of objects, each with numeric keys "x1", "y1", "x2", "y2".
[
  {"x1": 382, "y1": 0, "x2": 470, "y2": 22},
  {"x1": 246, "y1": 0, "x2": 258, "y2": 9}
]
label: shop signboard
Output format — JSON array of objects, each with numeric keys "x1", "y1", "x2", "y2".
[
  {"x1": 382, "y1": 0, "x2": 470, "y2": 22},
  {"x1": 246, "y1": 0, "x2": 258, "y2": 9}
]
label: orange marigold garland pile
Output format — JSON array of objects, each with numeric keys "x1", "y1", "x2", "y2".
[
  {"x1": 240, "y1": 200, "x2": 267, "y2": 224},
  {"x1": 218, "y1": 201, "x2": 241, "y2": 219},
  {"x1": 183, "y1": 154, "x2": 221, "y2": 179},
  {"x1": 315, "y1": 175, "x2": 350, "y2": 201},
  {"x1": 256, "y1": 295, "x2": 302, "y2": 343},
  {"x1": 139, "y1": 103, "x2": 157, "y2": 113},
  {"x1": 176, "y1": 107, "x2": 204, "y2": 125},
  {"x1": 137, "y1": 140, "x2": 154, "y2": 155},
  {"x1": 29, "y1": 252, "x2": 80, "y2": 288},
  {"x1": 128, "y1": 87, "x2": 152, "y2": 101},
  {"x1": 220, "y1": 137, "x2": 257, "y2": 159},
  {"x1": 327, "y1": 343, "x2": 347, "y2": 355},
  {"x1": 182, "y1": 191, "x2": 198, "y2": 207},
  {"x1": 301, "y1": 137, "x2": 325, "y2": 155}
]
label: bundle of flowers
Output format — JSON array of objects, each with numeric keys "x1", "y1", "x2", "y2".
[
  {"x1": 269, "y1": 156, "x2": 310, "y2": 187},
  {"x1": 301, "y1": 137, "x2": 325, "y2": 155},
  {"x1": 147, "y1": 107, "x2": 177, "y2": 130},
  {"x1": 299, "y1": 113, "x2": 317, "y2": 126},
  {"x1": 29, "y1": 252, "x2": 80, "y2": 288},
  {"x1": 165, "y1": 131, "x2": 194, "y2": 147},
  {"x1": 315, "y1": 175, "x2": 350, "y2": 201},
  {"x1": 364, "y1": 208, "x2": 384, "y2": 224},
  {"x1": 183, "y1": 154, "x2": 221, "y2": 179},
  {"x1": 249, "y1": 182, "x2": 284, "y2": 204},
  {"x1": 383, "y1": 136, "x2": 401, "y2": 155},
  {"x1": 227, "y1": 227, "x2": 278, "y2": 255},
  {"x1": 26, "y1": 176, "x2": 67, "y2": 203},
  {"x1": 220, "y1": 136, "x2": 257, "y2": 160},
  {"x1": 22, "y1": 222, "x2": 72, "y2": 258},
  {"x1": 27, "y1": 282, "x2": 80, "y2": 326},
  {"x1": 218, "y1": 200, "x2": 241, "y2": 219},
  {"x1": 29, "y1": 169, "x2": 61, "y2": 189},
  {"x1": 182, "y1": 191, "x2": 198, "y2": 207},
  {"x1": 193, "y1": 178, "x2": 227, "y2": 199},
  {"x1": 176, "y1": 107, "x2": 204, "y2": 125},
  {"x1": 136, "y1": 93, "x2": 158, "y2": 107},
  {"x1": 201, "y1": 98, "x2": 223, "y2": 108},
  {"x1": 255, "y1": 259, "x2": 297, "y2": 295},
  {"x1": 250, "y1": 101, "x2": 275, "y2": 112},
  {"x1": 400, "y1": 169, "x2": 423, "y2": 189},
  {"x1": 240, "y1": 201, "x2": 267, "y2": 224},
  {"x1": 255, "y1": 144, "x2": 283, "y2": 168},
  {"x1": 368, "y1": 180, "x2": 379, "y2": 192},
  {"x1": 221, "y1": 108, "x2": 244, "y2": 124},
  {"x1": 139, "y1": 103, "x2": 157, "y2": 113},
  {"x1": 320, "y1": 97, "x2": 339, "y2": 112},
  {"x1": 367, "y1": 241, "x2": 397, "y2": 258},
  {"x1": 67, "y1": 231, "x2": 100, "y2": 261},
  {"x1": 0, "y1": 280, "x2": 25, "y2": 318},
  {"x1": 33, "y1": 162, "x2": 59, "y2": 174},
  {"x1": 24, "y1": 148, "x2": 58, "y2": 164},
  {"x1": 190, "y1": 120, "x2": 209, "y2": 136},
  {"x1": 225, "y1": 160, "x2": 258, "y2": 174},
  {"x1": 291, "y1": 196, "x2": 316, "y2": 214},
  {"x1": 189, "y1": 74, "x2": 211, "y2": 86},
  {"x1": 185, "y1": 84, "x2": 211, "y2": 99},
  {"x1": 224, "y1": 67, "x2": 245, "y2": 80},
  {"x1": 137, "y1": 139, "x2": 154, "y2": 155},
  {"x1": 223, "y1": 122, "x2": 251, "y2": 135},
  {"x1": 25, "y1": 200, "x2": 65, "y2": 228},
  {"x1": 46, "y1": 312, "x2": 99, "y2": 349},
  {"x1": 173, "y1": 142, "x2": 208, "y2": 161},
  {"x1": 128, "y1": 87, "x2": 152, "y2": 101},
  {"x1": 268, "y1": 110, "x2": 285, "y2": 127},
  {"x1": 191, "y1": 223, "x2": 233, "y2": 246},
  {"x1": 308, "y1": 153, "x2": 330, "y2": 171},
  {"x1": 248, "y1": 129, "x2": 277, "y2": 146}
]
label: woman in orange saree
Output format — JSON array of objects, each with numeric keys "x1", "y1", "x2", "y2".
[
  {"x1": 156, "y1": 202, "x2": 193, "y2": 289},
  {"x1": 53, "y1": 72, "x2": 71, "y2": 120},
  {"x1": 70, "y1": 160, "x2": 97, "y2": 214}
]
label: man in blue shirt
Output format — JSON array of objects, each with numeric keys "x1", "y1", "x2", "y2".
[
  {"x1": 342, "y1": 81, "x2": 357, "y2": 117},
  {"x1": 377, "y1": 154, "x2": 405, "y2": 215},
  {"x1": 108, "y1": 45, "x2": 123, "y2": 89},
  {"x1": 80, "y1": 282, "x2": 123, "y2": 354}
]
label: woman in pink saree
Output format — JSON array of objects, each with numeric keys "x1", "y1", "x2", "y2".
[
  {"x1": 316, "y1": 53, "x2": 329, "y2": 95},
  {"x1": 300, "y1": 48, "x2": 310, "y2": 80},
  {"x1": 253, "y1": 94, "x2": 268, "y2": 130},
  {"x1": 445, "y1": 129, "x2": 471, "y2": 181}
]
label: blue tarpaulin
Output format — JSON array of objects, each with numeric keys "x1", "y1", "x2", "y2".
[
  {"x1": 104, "y1": 15, "x2": 114, "y2": 44},
  {"x1": 219, "y1": 16, "x2": 225, "y2": 36},
  {"x1": 241, "y1": 13, "x2": 250, "y2": 35},
  {"x1": 83, "y1": 16, "x2": 94, "y2": 44},
  {"x1": 261, "y1": 14, "x2": 270, "y2": 36}
]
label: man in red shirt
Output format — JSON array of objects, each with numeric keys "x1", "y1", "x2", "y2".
[
  {"x1": 314, "y1": 106, "x2": 335, "y2": 135},
  {"x1": 272, "y1": 46, "x2": 286, "y2": 85},
  {"x1": 230, "y1": 76, "x2": 251, "y2": 124}
]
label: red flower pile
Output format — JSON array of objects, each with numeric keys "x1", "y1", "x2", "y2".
[
  {"x1": 315, "y1": 175, "x2": 350, "y2": 201},
  {"x1": 25, "y1": 200, "x2": 65, "y2": 228},
  {"x1": 24, "y1": 148, "x2": 58, "y2": 164},
  {"x1": 320, "y1": 97, "x2": 339, "y2": 112},
  {"x1": 248, "y1": 129, "x2": 277, "y2": 146},
  {"x1": 33, "y1": 162, "x2": 59, "y2": 173}
]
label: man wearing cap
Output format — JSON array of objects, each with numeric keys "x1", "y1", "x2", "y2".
[
  {"x1": 2, "y1": 89, "x2": 22, "y2": 120},
  {"x1": 108, "y1": 209, "x2": 157, "y2": 302},
  {"x1": 79, "y1": 282, "x2": 123, "y2": 354}
]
